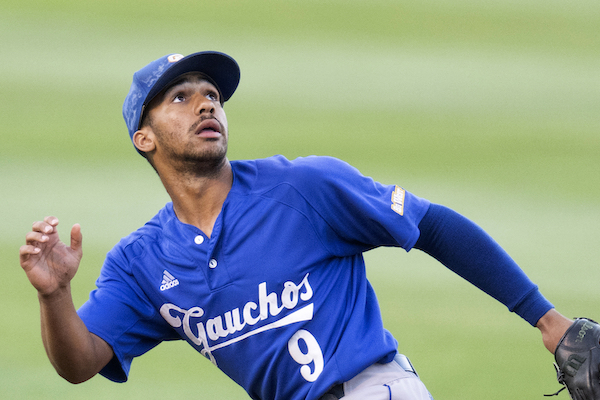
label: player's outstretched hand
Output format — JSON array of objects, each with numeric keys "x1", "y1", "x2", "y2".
[{"x1": 19, "y1": 216, "x2": 83, "y2": 297}]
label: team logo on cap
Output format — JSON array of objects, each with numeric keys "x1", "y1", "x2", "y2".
[{"x1": 167, "y1": 54, "x2": 184, "y2": 63}]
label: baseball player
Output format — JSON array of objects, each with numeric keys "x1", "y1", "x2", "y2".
[{"x1": 19, "y1": 51, "x2": 597, "y2": 399}]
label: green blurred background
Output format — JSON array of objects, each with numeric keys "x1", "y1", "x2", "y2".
[{"x1": 2, "y1": 0, "x2": 599, "y2": 398}]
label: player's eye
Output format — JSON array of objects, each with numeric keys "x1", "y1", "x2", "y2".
[
  {"x1": 206, "y1": 91, "x2": 219, "y2": 102},
  {"x1": 173, "y1": 94, "x2": 186, "y2": 103}
]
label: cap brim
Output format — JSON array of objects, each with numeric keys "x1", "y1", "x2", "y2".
[{"x1": 145, "y1": 51, "x2": 240, "y2": 108}]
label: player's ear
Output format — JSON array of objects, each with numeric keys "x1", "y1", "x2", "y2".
[{"x1": 132, "y1": 126, "x2": 156, "y2": 154}]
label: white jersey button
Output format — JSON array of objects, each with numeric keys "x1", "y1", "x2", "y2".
[
  {"x1": 209, "y1": 259, "x2": 218, "y2": 269},
  {"x1": 194, "y1": 235, "x2": 204, "y2": 245}
]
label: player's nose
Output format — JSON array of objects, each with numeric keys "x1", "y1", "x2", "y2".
[{"x1": 193, "y1": 94, "x2": 215, "y2": 116}]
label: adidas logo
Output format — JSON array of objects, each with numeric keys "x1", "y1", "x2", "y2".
[{"x1": 160, "y1": 270, "x2": 180, "y2": 291}]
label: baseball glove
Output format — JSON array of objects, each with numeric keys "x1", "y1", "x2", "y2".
[{"x1": 545, "y1": 318, "x2": 600, "y2": 399}]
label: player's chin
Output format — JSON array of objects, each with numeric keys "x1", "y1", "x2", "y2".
[{"x1": 183, "y1": 146, "x2": 228, "y2": 167}]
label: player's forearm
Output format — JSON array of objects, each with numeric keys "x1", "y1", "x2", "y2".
[{"x1": 38, "y1": 285, "x2": 112, "y2": 384}]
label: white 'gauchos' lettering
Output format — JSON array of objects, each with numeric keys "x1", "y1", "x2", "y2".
[
  {"x1": 243, "y1": 301, "x2": 260, "y2": 325},
  {"x1": 224, "y1": 309, "x2": 245, "y2": 334},
  {"x1": 159, "y1": 273, "x2": 313, "y2": 365},
  {"x1": 259, "y1": 282, "x2": 284, "y2": 318},
  {"x1": 160, "y1": 304, "x2": 216, "y2": 364}
]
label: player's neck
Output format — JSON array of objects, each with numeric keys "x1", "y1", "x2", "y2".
[{"x1": 159, "y1": 159, "x2": 233, "y2": 237}]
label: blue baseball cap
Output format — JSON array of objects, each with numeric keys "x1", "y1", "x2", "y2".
[{"x1": 122, "y1": 51, "x2": 240, "y2": 148}]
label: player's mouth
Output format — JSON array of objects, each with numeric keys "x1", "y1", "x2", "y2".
[{"x1": 193, "y1": 118, "x2": 222, "y2": 138}]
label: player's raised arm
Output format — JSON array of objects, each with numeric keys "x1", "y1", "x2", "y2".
[
  {"x1": 413, "y1": 205, "x2": 573, "y2": 345},
  {"x1": 19, "y1": 217, "x2": 113, "y2": 384}
]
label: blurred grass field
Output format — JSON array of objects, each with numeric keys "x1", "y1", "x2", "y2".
[{"x1": 2, "y1": 0, "x2": 599, "y2": 398}]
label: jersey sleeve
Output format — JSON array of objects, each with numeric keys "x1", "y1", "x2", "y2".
[
  {"x1": 415, "y1": 204, "x2": 554, "y2": 326},
  {"x1": 265, "y1": 156, "x2": 431, "y2": 255},
  {"x1": 77, "y1": 240, "x2": 177, "y2": 382}
]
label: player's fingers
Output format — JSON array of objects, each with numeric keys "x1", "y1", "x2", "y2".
[
  {"x1": 32, "y1": 218, "x2": 57, "y2": 235},
  {"x1": 19, "y1": 244, "x2": 41, "y2": 265},
  {"x1": 19, "y1": 244, "x2": 41, "y2": 256},
  {"x1": 25, "y1": 231, "x2": 50, "y2": 245},
  {"x1": 43, "y1": 216, "x2": 59, "y2": 226},
  {"x1": 70, "y1": 224, "x2": 82, "y2": 254}
]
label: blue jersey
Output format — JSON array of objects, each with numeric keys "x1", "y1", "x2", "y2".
[{"x1": 78, "y1": 155, "x2": 431, "y2": 400}]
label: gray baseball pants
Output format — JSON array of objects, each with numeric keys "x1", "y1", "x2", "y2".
[{"x1": 319, "y1": 354, "x2": 433, "y2": 400}]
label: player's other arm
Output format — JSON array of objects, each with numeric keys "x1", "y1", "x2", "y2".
[
  {"x1": 414, "y1": 204, "x2": 572, "y2": 353},
  {"x1": 20, "y1": 216, "x2": 113, "y2": 383}
]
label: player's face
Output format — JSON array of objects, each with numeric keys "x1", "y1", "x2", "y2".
[{"x1": 144, "y1": 73, "x2": 229, "y2": 171}]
